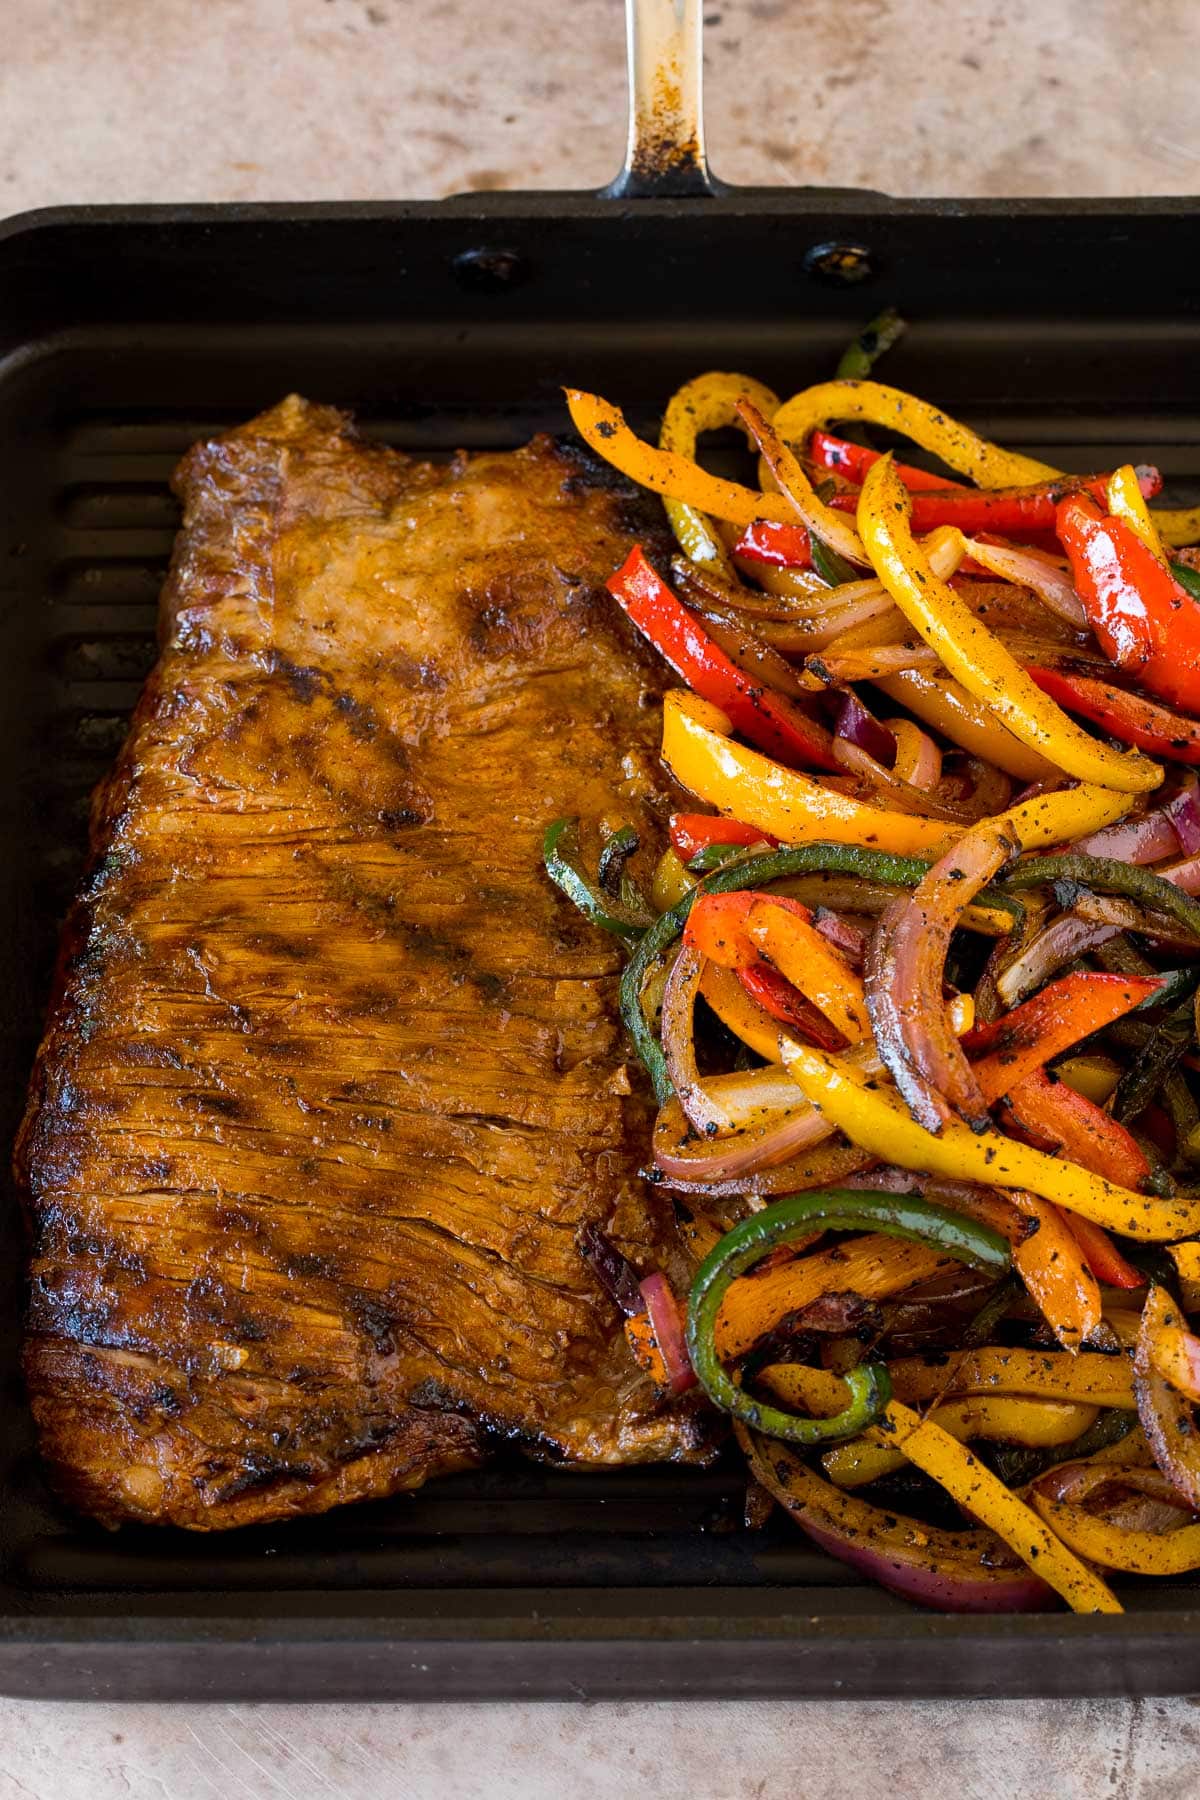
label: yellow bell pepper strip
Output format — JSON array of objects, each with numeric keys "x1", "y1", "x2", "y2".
[
  {"x1": 888, "y1": 1348, "x2": 1137, "y2": 1409},
  {"x1": 650, "y1": 846, "x2": 698, "y2": 914},
  {"x1": 874, "y1": 669, "x2": 1059, "y2": 785},
  {"x1": 1057, "y1": 1055, "x2": 1122, "y2": 1106},
  {"x1": 758, "y1": 1363, "x2": 1122, "y2": 1613},
  {"x1": 733, "y1": 398, "x2": 869, "y2": 569},
  {"x1": 1149, "y1": 1321, "x2": 1200, "y2": 1405},
  {"x1": 566, "y1": 388, "x2": 822, "y2": 534},
  {"x1": 698, "y1": 960, "x2": 789, "y2": 1062},
  {"x1": 661, "y1": 689, "x2": 955, "y2": 857},
  {"x1": 659, "y1": 371, "x2": 781, "y2": 570},
  {"x1": 1136, "y1": 1284, "x2": 1200, "y2": 1509},
  {"x1": 822, "y1": 1394, "x2": 1100, "y2": 1489},
  {"x1": 778, "y1": 1037, "x2": 1200, "y2": 1242},
  {"x1": 1167, "y1": 1240, "x2": 1200, "y2": 1311},
  {"x1": 857, "y1": 456, "x2": 1163, "y2": 794},
  {"x1": 771, "y1": 376, "x2": 1200, "y2": 545},
  {"x1": 1107, "y1": 462, "x2": 1168, "y2": 563},
  {"x1": 773, "y1": 379, "x2": 1057, "y2": 489},
  {"x1": 1031, "y1": 1498, "x2": 1200, "y2": 1575}
]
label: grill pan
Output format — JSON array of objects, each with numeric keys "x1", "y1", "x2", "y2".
[{"x1": 4, "y1": 0, "x2": 1200, "y2": 1701}]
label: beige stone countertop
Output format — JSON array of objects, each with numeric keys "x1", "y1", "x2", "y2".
[{"x1": 4, "y1": 1, "x2": 1200, "y2": 1794}]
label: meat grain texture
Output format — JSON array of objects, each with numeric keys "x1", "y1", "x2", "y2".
[{"x1": 15, "y1": 396, "x2": 715, "y2": 1529}]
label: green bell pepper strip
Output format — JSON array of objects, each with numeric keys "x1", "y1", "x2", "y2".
[
  {"x1": 686, "y1": 1189, "x2": 1010, "y2": 1446},
  {"x1": 1113, "y1": 997, "x2": 1197, "y2": 1125},
  {"x1": 618, "y1": 842, "x2": 1024, "y2": 1103},
  {"x1": 809, "y1": 534, "x2": 861, "y2": 589},
  {"x1": 835, "y1": 308, "x2": 907, "y2": 381},
  {"x1": 1171, "y1": 561, "x2": 1200, "y2": 604},
  {"x1": 1002, "y1": 854, "x2": 1200, "y2": 944},
  {"x1": 542, "y1": 818, "x2": 654, "y2": 944}
]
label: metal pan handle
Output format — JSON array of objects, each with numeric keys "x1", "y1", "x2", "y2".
[{"x1": 602, "y1": 0, "x2": 716, "y2": 199}]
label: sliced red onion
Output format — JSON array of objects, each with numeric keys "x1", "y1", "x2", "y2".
[
  {"x1": 812, "y1": 908, "x2": 867, "y2": 966},
  {"x1": 743, "y1": 1435, "x2": 1052, "y2": 1614},
  {"x1": 579, "y1": 1226, "x2": 644, "y2": 1318},
  {"x1": 865, "y1": 827, "x2": 1012, "y2": 1133},
  {"x1": 890, "y1": 722, "x2": 942, "y2": 792},
  {"x1": 963, "y1": 536, "x2": 1087, "y2": 627},
  {"x1": 1163, "y1": 854, "x2": 1200, "y2": 896},
  {"x1": 1136, "y1": 1287, "x2": 1200, "y2": 1512},
  {"x1": 832, "y1": 735, "x2": 975, "y2": 824},
  {"x1": 639, "y1": 1273, "x2": 696, "y2": 1395},
  {"x1": 995, "y1": 914, "x2": 1123, "y2": 1008},
  {"x1": 660, "y1": 944, "x2": 739, "y2": 1137},
  {"x1": 1165, "y1": 778, "x2": 1200, "y2": 856},
  {"x1": 651, "y1": 1080, "x2": 835, "y2": 1186},
  {"x1": 835, "y1": 690, "x2": 897, "y2": 767},
  {"x1": 1078, "y1": 807, "x2": 1183, "y2": 866}
]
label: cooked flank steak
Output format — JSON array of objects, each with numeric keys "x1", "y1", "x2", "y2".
[{"x1": 16, "y1": 396, "x2": 714, "y2": 1529}]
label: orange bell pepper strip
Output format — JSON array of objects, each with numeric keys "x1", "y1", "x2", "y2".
[
  {"x1": 685, "y1": 890, "x2": 867, "y2": 1044},
  {"x1": 964, "y1": 972, "x2": 1166, "y2": 1099},
  {"x1": 1031, "y1": 1498, "x2": 1200, "y2": 1576},
  {"x1": 713, "y1": 1235, "x2": 952, "y2": 1361},
  {"x1": 887, "y1": 1348, "x2": 1136, "y2": 1409},
  {"x1": 607, "y1": 547, "x2": 838, "y2": 769},
  {"x1": 1057, "y1": 494, "x2": 1200, "y2": 714},
  {"x1": 1002, "y1": 1070, "x2": 1152, "y2": 1192},
  {"x1": 1149, "y1": 1321, "x2": 1200, "y2": 1404},
  {"x1": 1026, "y1": 664, "x2": 1200, "y2": 767},
  {"x1": 1007, "y1": 1189, "x2": 1102, "y2": 1351}
]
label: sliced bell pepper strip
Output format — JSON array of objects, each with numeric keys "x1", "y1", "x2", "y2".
[
  {"x1": 1007, "y1": 1188, "x2": 1103, "y2": 1351},
  {"x1": 857, "y1": 456, "x2": 1162, "y2": 794},
  {"x1": 698, "y1": 960, "x2": 788, "y2": 1061},
  {"x1": 964, "y1": 972, "x2": 1165, "y2": 1097},
  {"x1": 831, "y1": 468, "x2": 1162, "y2": 535},
  {"x1": 835, "y1": 307, "x2": 907, "y2": 380},
  {"x1": 650, "y1": 847, "x2": 698, "y2": 914},
  {"x1": 759, "y1": 1362, "x2": 1122, "y2": 1614},
  {"x1": 686, "y1": 890, "x2": 867, "y2": 1044},
  {"x1": 607, "y1": 547, "x2": 837, "y2": 769},
  {"x1": 1063, "y1": 1213, "x2": 1144, "y2": 1292},
  {"x1": 689, "y1": 1190, "x2": 1008, "y2": 1435},
  {"x1": 1057, "y1": 494, "x2": 1200, "y2": 713},
  {"x1": 1025, "y1": 666, "x2": 1200, "y2": 767},
  {"x1": 1031, "y1": 1497, "x2": 1200, "y2": 1576},
  {"x1": 736, "y1": 964, "x2": 846, "y2": 1052},
  {"x1": 773, "y1": 377, "x2": 1200, "y2": 545},
  {"x1": 659, "y1": 370, "x2": 781, "y2": 571},
  {"x1": 732, "y1": 519, "x2": 813, "y2": 570},
  {"x1": 779, "y1": 1038, "x2": 1200, "y2": 1242},
  {"x1": 1001, "y1": 851, "x2": 1200, "y2": 942},
  {"x1": 1107, "y1": 462, "x2": 1168, "y2": 563},
  {"x1": 1135, "y1": 1283, "x2": 1200, "y2": 1510},
  {"x1": 874, "y1": 668, "x2": 1059, "y2": 785},
  {"x1": 566, "y1": 387, "x2": 840, "y2": 535},
  {"x1": 821, "y1": 1394, "x2": 1100, "y2": 1489},
  {"x1": 662, "y1": 688, "x2": 955, "y2": 856},
  {"x1": 1003, "y1": 1070, "x2": 1152, "y2": 1192},
  {"x1": 669, "y1": 813, "x2": 778, "y2": 862},
  {"x1": 888, "y1": 1348, "x2": 1136, "y2": 1409},
  {"x1": 810, "y1": 428, "x2": 966, "y2": 492}
]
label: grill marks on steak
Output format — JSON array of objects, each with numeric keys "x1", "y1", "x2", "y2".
[{"x1": 16, "y1": 395, "x2": 715, "y2": 1529}]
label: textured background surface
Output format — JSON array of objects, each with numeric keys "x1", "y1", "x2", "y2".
[{"x1": 4, "y1": 0, "x2": 1200, "y2": 1793}]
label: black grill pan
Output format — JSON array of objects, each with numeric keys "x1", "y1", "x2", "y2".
[{"x1": 4, "y1": 1, "x2": 1200, "y2": 1700}]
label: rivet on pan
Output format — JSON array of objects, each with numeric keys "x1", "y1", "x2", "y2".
[
  {"x1": 451, "y1": 247, "x2": 531, "y2": 293},
  {"x1": 803, "y1": 242, "x2": 876, "y2": 285}
]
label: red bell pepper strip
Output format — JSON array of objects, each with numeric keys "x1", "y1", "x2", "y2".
[
  {"x1": 1025, "y1": 665, "x2": 1200, "y2": 766},
  {"x1": 669, "y1": 813, "x2": 779, "y2": 861},
  {"x1": 731, "y1": 519, "x2": 813, "y2": 569},
  {"x1": 737, "y1": 963, "x2": 847, "y2": 1051},
  {"x1": 965, "y1": 971, "x2": 1165, "y2": 1100},
  {"x1": 831, "y1": 466, "x2": 1162, "y2": 535},
  {"x1": 1003, "y1": 1069, "x2": 1151, "y2": 1192},
  {"x1": 1062, "y1": 1212, "x2": 1144, "y2": 1292},
  {"x1": 607, "y1": 547, "x2": 837, "y2": 769},
  {"x1": 1056, "y1": 494, "x2": 1200, "y2": 713},
  {"x1": 810, "y1": 429, "x2": 967, "y2": 493}
]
